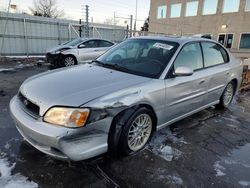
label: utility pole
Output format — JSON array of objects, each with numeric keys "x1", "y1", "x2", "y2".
[
  {"x1": 79, "y1": 19, "x2": 82, "y2": 37},
  {"x1": 113, "y1": 14, "x2": 133, "y2": 38},
  {"x1": 82, "y1": 5, "x2": 90, "y2": 37},
  {"x1": 130, "y1": 15, "x2": 133, "y2": 37},
  {"x1": 85, "y1": 5, "x2": 89, "y2": 37},
  {"x1": 113, "y1": 12, "x2": 116, "y2": 25},
  {"x1": 134, "y1": 0, "x2": 138, "y2": 31}
]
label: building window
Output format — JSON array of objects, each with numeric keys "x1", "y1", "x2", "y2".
[
  {"x1": 218, "y1": 34, "x2": 234, "y2": 49},
  {"x1": 246, "y1": 0, "x2": 250, "y2": 11},
  {"x1": 203, "y1": 0, "x2": 218, "y2": 15},
  {"x1": 157, "y1": 5, "x2": 167, "y2": 19},
  {"x1": 240, "y1": 34, "x2": 250, "y2": 49},
  {"x1": 222, "y1": 0, "x2": 240, "y2": 13},
  {"x1": 185, "y1": 1, "x2": 199, "y2": 17},
  {"x1": 170, "y1": 3, "x2": 182, "y2": 18}
]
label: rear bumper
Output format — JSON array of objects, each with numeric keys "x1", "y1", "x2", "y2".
[{"x1": 10, "y1": 96, "x2": 113, "y2": 161}]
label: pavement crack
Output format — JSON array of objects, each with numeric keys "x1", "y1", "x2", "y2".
[{"x1": 85, "y1": 162, "x2": 128, "y2": 188}]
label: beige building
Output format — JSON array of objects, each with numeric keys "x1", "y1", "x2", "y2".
[{"x1": 149, "y1": 0, "x2": 250, "y2": 58}]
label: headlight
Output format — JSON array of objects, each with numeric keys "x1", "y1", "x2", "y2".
[
  {"x1": 55, "y1": 48, "x2": 68, "y2": 54},
  {"x1": 44, "y1": 107, "x2": 90, "y2": 128}
]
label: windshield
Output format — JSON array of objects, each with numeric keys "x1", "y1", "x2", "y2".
[
  {"x1": 96, "y1": 39, "x2": 179, "y2": 78},
  {"x1": 63, "y1": 38, "x2": 84, "y2": 46}
]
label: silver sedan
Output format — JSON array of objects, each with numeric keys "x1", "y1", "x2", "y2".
[
  {"x1": 46, "y1": 38, "x2": 115, "y2": 68},
  {"x1": 10, "y1": 36, "x2": 243, "y2": 161}
]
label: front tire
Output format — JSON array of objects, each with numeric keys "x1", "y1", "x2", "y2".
[
  {"x1": 119, "y1": 108, "x2": 154, "y2": 155},
  {"x1": 64, "y1": 56, "x2": 77, "y2": 67},
  {"x1": 216, "y1": 82, "x2": 235, "y2": 109}
]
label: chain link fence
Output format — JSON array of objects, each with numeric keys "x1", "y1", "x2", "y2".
[{"x1": 0, "y1": 11, "x2": 128, "y2": 56}]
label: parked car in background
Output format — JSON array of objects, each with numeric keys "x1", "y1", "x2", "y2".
[
  {"x1": 46, "y1": 38, "x2": 115, "y2": 68},
  {"x1": 10, "y1": 36, "x2": 242, "y2": 161}
]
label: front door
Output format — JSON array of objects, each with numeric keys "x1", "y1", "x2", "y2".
[
  {"x1": 164, "y1": 42, "x2": 208, "y2": 123},
  {"x1": 78, "y1": 40, "x2": 100, "y2": 62}
]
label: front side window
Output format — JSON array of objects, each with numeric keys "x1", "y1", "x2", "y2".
[
  {"x1": 174, "y1": 43, "x2": 203, "y2": 71},
  {"x1": 246, "y1": 0, "x2": 250, "y2": 11},
  {"x1": 97, "y1": 39, "x2": 179, "y2": 78},
  {"x1": 203, "y1": 0, "x2": 218, "y2": 15},
  {"x1": 222, "y1": 0, "x2": 240, "y2": 13},
  {"x1": 170, "y1": 3, "x2": 182, "y2": 18},
  {"x1": 157, "y1": 5, "x2": 167, "y2": 19},
  {"x1": 64, "y1": 38, "x2": 83, "y2": 46},
  {"x1": 202, "y1": 42, "x2": 228, "y2": 67},
  {"x1": 185, "y1": 1, "x2": 199, "y2": 17},
  {"x1": 240, "y1": 34, "x2": 250, "y2": 49},
  {"x1": 82, "y1": 40, "x2": 98, "y2": 48}
]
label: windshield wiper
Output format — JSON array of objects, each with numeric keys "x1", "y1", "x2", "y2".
[
  {"x1": 91, "y1": 60, "x2": 104, "y2": 65},
  {"x1": 92, "y1": 60, "x2": 130, "y2": 73},
  {"x1": 102, "y1": 63, "x2": 130, "y2": 72}
]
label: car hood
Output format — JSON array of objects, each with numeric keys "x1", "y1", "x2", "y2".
[
  {"x1": 47, "y1": 45, "x2": 73, "y2": 53},
  {"x1": 20, "y1": 64, "x2": 151, "y2": 116}
]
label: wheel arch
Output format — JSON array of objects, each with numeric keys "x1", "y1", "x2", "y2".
[
  {"x1": 231, "y1": 78, "x2": 238, "y2": 93},
  {"x1": 107, "y1": 104, "x2": 157, "y2": 156},
  {"x1": 63, "y1": 54, "x2": 78, "y2": 65}
]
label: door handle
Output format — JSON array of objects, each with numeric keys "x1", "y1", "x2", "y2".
[
  {"x1": 94, "y1": 49, "x2": 99, "y2": 52},
  {"x1": 199, "y1": 79, "x2": 205, "y2": 84},
  {"x1": 226, "y1": 72, "x2": 230, "y2": 76}
]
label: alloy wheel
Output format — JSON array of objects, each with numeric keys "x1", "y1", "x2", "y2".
[
  {"x1": 64, "y1": 57, "x2": 75, "y2": 66},
  {"x1": 223, "y1": 83, "x2": 234, "y2": 106},
  {"x1": 127, "y1": 114, "x2": 152, "y2": 151}
]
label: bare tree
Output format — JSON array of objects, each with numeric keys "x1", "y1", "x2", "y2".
[
  {"x1": 29, "y1": 0, "x2": 64, "y2": 18},
  {"x1": 141, "y1": 17, "x2": 149, "y2": 31}
]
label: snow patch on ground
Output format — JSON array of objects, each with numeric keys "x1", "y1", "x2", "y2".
[
  {"x1": 167, "y1": 175, "x2": 183, "y2": 185},
  {"x1": 0, "y1": 68, "x2": 16, "y2": 73},
  {"x1": 213, "y1": 161, "x2": 226, "y2": 177},
  {"x1": 4, "y1": 139, "x2": 20, "y2": 150},
  {"x1": 0, "y1": 158, "x2": 38, "y2": 188},
  {"x1": 155, "y1": 145, "x2": 183, "y2": 162},
  {"x1": 223, "y1": 158, "x2": 250, "y2": 168},
  {"x1": 148, "y1": 128, "x2": 184, "y2": 161},
  {"x1": 238, "y1": 181, "x2": 250, "y2": 187}
]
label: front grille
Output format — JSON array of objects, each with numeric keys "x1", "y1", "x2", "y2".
[
  {"x1": 18, "y1": 92, "x2": 40, "y2": 119},
  {"x1": 46, "y1": 53, "x2": 63, "y2": 68}
]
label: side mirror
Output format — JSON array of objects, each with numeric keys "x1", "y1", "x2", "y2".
[
  {"x1": 174, "y1": 66, "x2": 193, "y2": 77},
  {"x1": 78, "y1": 44, "x2": 85, "y2": 48}
]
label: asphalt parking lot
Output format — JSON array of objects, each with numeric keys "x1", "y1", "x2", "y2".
[{"x1": 0, "y1": 59, "x2": 250, "y2": 188}]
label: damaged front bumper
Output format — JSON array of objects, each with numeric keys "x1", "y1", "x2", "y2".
[
  {"x1": 46, "y1": 53, "x2": 65, "y2": 69},
  {"x1": 9, "y1": 96, "x2": 113, "y2": 161}
]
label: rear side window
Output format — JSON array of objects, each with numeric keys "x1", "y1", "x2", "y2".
[
  {"x1": 99, "y1": 40, "x2": 114, "y2": 47},
  {"x1": 174, "y1": 43, "x2": 203, "y2": 71},
  {"x1": 201, "y1": 42, "x2": 229, "y2": 67}
]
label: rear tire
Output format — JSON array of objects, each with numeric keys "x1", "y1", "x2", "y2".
[
  {"x1": 64, "y1": 56, "x2": 77, "y2": 67},
  {"x1": 216, "y1": 82, "x2": 235, "y2": 109}
]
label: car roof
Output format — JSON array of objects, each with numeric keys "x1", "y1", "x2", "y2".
[
  {"x1": 82, "y1": 38, "x2": 114, "y2": 43},
  {"x1": 131, "y1": 35, "x2": 213, "y2": 45}
]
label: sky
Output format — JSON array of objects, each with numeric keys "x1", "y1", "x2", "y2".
[{"x1": 0, "y1": 0, "x2": 150, "y2": 29}]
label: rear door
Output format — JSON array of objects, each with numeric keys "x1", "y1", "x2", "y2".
[
  {"x1": 201, "y1": 42, "x2": 231, "y2": 103},
  {"x1": 98, "y1": 40, "x2": 114, "y2": 55},
  {"x1": 164, "y1": 42, "x2": 208, "y2": 123}
]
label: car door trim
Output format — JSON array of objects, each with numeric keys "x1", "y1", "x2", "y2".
[
  {"x1": 168, "y1": 90, "x2": 207, "y2": 106},
  {"x1": 157, "y1": 100, "x2": 219, "y2": 130},
  {"x1": 207, "y1": 84, "x2": 225, "y2": 93}
]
